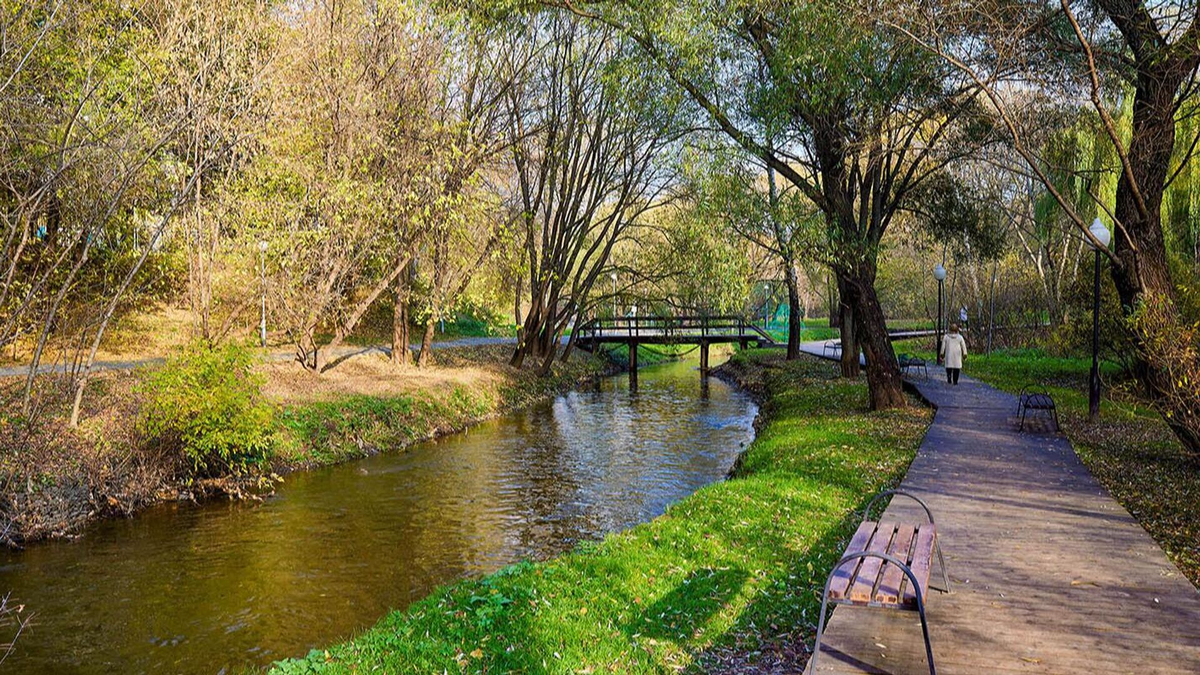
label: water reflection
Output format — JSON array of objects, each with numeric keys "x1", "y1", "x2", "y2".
[{"x1": 0, "y1": 358, "x2": 756, "y2": 674}]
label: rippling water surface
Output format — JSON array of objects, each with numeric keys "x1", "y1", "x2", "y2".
[{"x1": 0, "y1": 357, "x2": 756, "y2": 674}]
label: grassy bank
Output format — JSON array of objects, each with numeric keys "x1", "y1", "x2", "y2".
[
  {"x1": 270, "y1": 351, "x2": 931, "y2": 674},
  {"x1": 272, "y1": 346, "x2": 612, "y2": 467},
  {"x1": 899, "y1": 345, "x2": 1199, "y2": 587},
  {"x1": 0, "y1": 345, "x2": 611, "y2": 544}
]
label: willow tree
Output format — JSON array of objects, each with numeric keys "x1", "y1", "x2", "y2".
[{"x1": 534, "y1": 0, "x2": 990, "y2": 408}]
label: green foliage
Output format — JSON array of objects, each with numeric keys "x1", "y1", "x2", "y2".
[
  {"x1": 645, "y1": 206, "x2": 754, "y2": 315},
  {"x1": 279, "y1": 389, "x2": 492, "y2": 464},
  {"x1": 913, "y1": 172, "x2": 1007, "y2": 261},
  {"x1": 268, "y1": 352, "x2": 930, "y2": 673},
  {"x1": 1050, "y1": 256, "x2": 1133, "y2": 365},
  {"x1": 137, "y1": 341, "x2": 274, "y2": 476}
]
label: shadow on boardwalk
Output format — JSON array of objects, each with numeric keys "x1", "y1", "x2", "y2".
[{"x1": 799, "y1": 343, "x2": 1200, "y2": 674}]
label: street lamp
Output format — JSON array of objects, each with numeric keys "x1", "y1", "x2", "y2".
[
  {"x1": 933, "y1": 263, "x2": 947, "y2": 363},
  {"x1": 610, "y1": 271, "x2": 618, "y2": 318},
  {"x1": 1088, "y1": 218, "x2": 1111, "y2": 420},
  {"x1": 763, "y1": 283, "x2": 770, "y2": 329},
  {"x1": 258, "y1": 240, "x2": 268, "y2": 348}
]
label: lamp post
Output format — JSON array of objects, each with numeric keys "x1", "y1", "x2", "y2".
[
  {"x1": 763, "y1": 283, "x2": 770, "y2": 329},
  {"x1": 933, "y1": 263, "x2": 947, "y2": 363},
  {"x1": 610, "y1": 271, "x2": 617, "y2": 318},
  {"x1": 1088, "y1": 218, "x2": 1111, "y2": 420},
  {"x1": 258, "y1": 240, "x2": 268, "y2": 348}
]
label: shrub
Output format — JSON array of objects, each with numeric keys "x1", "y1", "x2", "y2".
[{"x1": 138, "y1": 340, "x2": 274, "y2": 475}]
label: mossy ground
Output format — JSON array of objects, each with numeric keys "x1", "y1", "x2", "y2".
[{"x1": 270, "y1": 351, "x2": 931, "y2": 674}]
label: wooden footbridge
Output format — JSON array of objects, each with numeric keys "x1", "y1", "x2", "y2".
[{"x1": 573, "y1": 315, "x2": 775, "y2": 383}]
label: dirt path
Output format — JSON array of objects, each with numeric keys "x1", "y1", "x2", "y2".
[{"x1": 0, "y1": 337, "x2": 518, "y2": 378}]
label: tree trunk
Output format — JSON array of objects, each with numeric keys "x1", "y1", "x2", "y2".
[
  {"x1": 298, "y1": 325, "x2": 318, "y2": 372},
  {"x1": 1107, "y1": 62, "x2": 1200, "y2": 451},
  {"x1": 391, "y1": 269, "x2": 411, "y2": 367},
  {"x1": 842, "y1": 272, "x2": 907, "y2": 410},
  {"x1": 836, "y1": 275, "x2": 860, "y2": 377},
  {"x1": 417, "y1": 319, "x2": 436, "y2": 368},
  {"x1": 784, "y1": 262, "x2": 802, "y2": 360}
]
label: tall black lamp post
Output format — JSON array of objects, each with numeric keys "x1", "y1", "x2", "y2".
[
  {"x1": 934, "y1": 263, "x2": 947, "y2": 363},
  {"x1": 1088, "y1": 218, "x2": 1112, "y2": 420}
]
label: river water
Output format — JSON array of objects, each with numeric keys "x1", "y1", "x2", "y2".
[{"x1": 0, "y1": 357, "x2": 757, "y2": 674}]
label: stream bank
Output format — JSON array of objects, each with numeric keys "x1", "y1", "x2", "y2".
[
  {"x1": 0, "y1": 354, "x2": 755, "y2": 674},
  {"x1": 269, "y1": 350, "x2": 931, "y2": 674},
  {"x1": 0, "y1": 344, "x2": 614, "y2": 545}
]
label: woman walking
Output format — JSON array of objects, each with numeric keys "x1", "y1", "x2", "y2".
[{"x1": 941, "y1": 324, "x2": 968, "y2": 385}]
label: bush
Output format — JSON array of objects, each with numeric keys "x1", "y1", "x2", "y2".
[{"x1": 138, "y1": 341, "x2": 274, "y2": 476}]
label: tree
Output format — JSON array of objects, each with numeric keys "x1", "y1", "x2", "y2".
[
  {"x1": 542, "y1": 0, "x2": 992, "y2": 409},
  {"x1": 504, "y1": 14, "x2": 685, "y2": 374},
  {"x1": 685, "y1": 144, "x2": 825, "y2": 359},
  {"x1": 901, "y1": 0, "x2": 1200, "y2": 450}
]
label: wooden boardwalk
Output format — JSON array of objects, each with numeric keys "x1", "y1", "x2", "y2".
[{"x1": 798, "y1": 342, "x2": 1200, "y2": 674}]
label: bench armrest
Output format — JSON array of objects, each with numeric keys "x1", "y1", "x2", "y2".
[{"x1": 862, "y1": 489, "x2": 937, "y2": 525}]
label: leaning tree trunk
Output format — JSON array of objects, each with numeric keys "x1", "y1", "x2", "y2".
[
  {"x1": 510, "y1": 294, "x2": 545, "y2": 368},
  {"x1": 839, "y1": 269, "x2": 906, "y2": 410},
  {"x1": 1108, "y1": 65, "x2": 1200, "y2": 452},
  {"x1": 417, "y1": 319, "x2": 436, "y2": 368},
  {"x1": 784, "y1": 261, "x2": 803, "y2": 360}
]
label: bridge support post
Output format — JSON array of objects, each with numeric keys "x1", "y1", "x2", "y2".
[
  {"x1": 628, "y1": 342, "x2": 638, "y2": 390},
  {"x1": 700, "y1": 341, "x2": 710, "y2": 374}
]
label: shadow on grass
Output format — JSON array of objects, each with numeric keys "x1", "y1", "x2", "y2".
[{"x1": 627, "y1": 567, "x2": 750, "y2": 642}]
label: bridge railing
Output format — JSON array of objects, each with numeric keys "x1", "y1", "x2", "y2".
[{"x1": 574, "y1": 315, "x2": 773, "y2": 343}]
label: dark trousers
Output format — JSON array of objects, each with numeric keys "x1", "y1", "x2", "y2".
[{"x1": 946, "y1": 368, "x2": 961, "y2": 385}]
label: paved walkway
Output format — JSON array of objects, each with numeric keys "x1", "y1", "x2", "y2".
[{"x1": 798, "y1": 342, "x2": 1200, "y2": 674}]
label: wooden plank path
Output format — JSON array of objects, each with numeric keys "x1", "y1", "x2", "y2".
[{"x1": 797, "y1": 342, "x2": 1200, "y2": 674}]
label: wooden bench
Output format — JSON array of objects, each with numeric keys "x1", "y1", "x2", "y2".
[
  {"x1": 809, "y1": 490, "x2": 950, "y2": 675},
  {"x1": 823, "y1": 340, "x2": 842, "y2": 358},
  {"x1": 898, "y1": 353, "x2": 929, "y2": 378},
  {"x1": 1017, "y1": 384, "x2": 1060, "y2": 432}
]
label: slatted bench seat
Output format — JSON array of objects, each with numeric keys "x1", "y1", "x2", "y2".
[
  {"x1": 1017, "y1": 384, "x2": 1060, "y2": 432},
  {"x1": 809, "y1": 490, "x2": 950, "y2": 675},
  {"x1": 823, "y1": 340, "x2": 842, "y2": 358}
]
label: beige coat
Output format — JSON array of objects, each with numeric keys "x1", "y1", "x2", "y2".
[{"x1": 941, "y1": 333, "x2": 967, "y2": 369}]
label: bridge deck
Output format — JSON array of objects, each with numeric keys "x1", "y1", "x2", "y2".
[{"x1": 574, "y1": 316, "x2": 774, "y2": 348}]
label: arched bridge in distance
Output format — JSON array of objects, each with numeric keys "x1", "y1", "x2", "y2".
[{"x1": 572, "y1": 315, "x2": 776, "y2": 386}]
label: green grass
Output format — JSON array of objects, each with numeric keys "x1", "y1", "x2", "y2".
[
  {"x1": 268, "y1": 351, "x2": 931, "y2": 674},
  {"x1": 766, "y1": 318, "x2": 934, "y2": 345},
  {"x1": 900, "y1": 345, "x2": 1200, "y2": 587},
  {"x1": 274, "y1": 355, "x2": 610, "y2": 468}
]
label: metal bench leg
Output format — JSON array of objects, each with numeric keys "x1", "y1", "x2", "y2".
[
  {"x1": 807, "y1": 564, "x2": 839, "y2": 675},
  {"x1": 934, "y1": 537, "x2": 951, "y2": 594},
  {"x1": 915, "y1": 588, "x2": 937, "y2": 675},
  {"x1": 807, "y1": 552, "x2": 938, "y2": 675},
  {"x1": 1051, "y1": 406, "x2": 1061, "y2": 432},
  {"x1": 1019, "y1": 405, "x2": 1027, "y2": 432}
]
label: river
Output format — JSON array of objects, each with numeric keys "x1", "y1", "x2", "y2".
[{"x1": 0, "y1": 356, "x2": 757, "y2": 673}]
